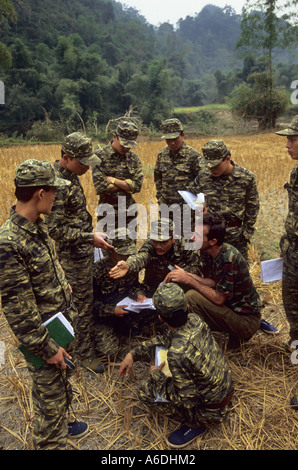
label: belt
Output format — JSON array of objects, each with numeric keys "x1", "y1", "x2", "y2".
[
  {"x1": 205, "y1": 390, "x2": 234, "y2": 409},
  {"x1": 225, "y1": 219, "x2": 242, "y2": 228},
  {"x1": 100, "y1": 195, "x2": 119, "y2": 204}
]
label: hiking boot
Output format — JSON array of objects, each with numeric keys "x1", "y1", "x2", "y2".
[
  {"x1": 260, "y1": 319, "x2": 279, "y2": 335},
  {"x1": 68, "y1": 421, "x2": 89, "y2": 439},
  {"x1": 81, "y1": 357, "x2": 104, "y2": 373},
  {"x1": 166, "y1": 424, "x2": 206, "y2": 449}
]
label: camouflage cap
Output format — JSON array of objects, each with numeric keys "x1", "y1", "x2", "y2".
[
  {"x1": 150, "y1": 218, "x2": 175, "y2": 242},
  {"x1": 275, "y1": 115, "x2": 298, "y2": 136},
  {"x1": 153, "y1": 283, "x2": 187, "y2": 318},
  {"x1": 202, "y1": 139, "x2": 230, "y2": 168},
  {"x1": 15, "y1": 159, "x2": 70, "y2": 188},
  {"x1": 109, "y1": 227, "x2": 137, "y2": 256},
  {"x1": 62, "y1": 132, "x2": 100, "y2": 166},
  {"x1": 161, "y1": 118, "x2": 183, "y2": 139},
  {"x1": 116, "y1": 120, "x2": 139, "y2": 149}
]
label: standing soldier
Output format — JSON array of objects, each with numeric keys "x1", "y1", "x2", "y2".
[
  {"x1": 275, "y1": 116, "x2": 298, "y2": 408},
  {"x1": 154, "y1": 118, "x2": 202, "y2": 237},
  {"x1": 92, "y1": 119, "x2": 143, "y2": 234},
  {"x1": 45, "y1": 132, "x2": 113, "y2": 373},
  {"x1": 190, "y1": 139, "x2": 259, "y2": 261},
  {"x1": 0, "y1": 160, "x2": 88, "y2": 449}
]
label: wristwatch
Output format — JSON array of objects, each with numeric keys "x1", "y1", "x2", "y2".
[{"x1": 110, "y1": 177, "x2": 116, "y2": 184}]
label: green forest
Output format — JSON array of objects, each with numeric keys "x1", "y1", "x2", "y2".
[{"x1": 0, "y1": 0, "x2": 297, "y2": 140}]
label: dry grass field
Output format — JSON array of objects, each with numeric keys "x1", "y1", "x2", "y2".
[{"x1": 0, "y1": 133, "x2": 297, "y2": 451}]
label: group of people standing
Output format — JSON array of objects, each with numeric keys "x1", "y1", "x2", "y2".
[{"x1": 0, "y1": 114, "x2": 297, "y2": 450}]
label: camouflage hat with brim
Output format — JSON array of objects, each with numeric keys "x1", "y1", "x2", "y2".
[
  {"x1": 275, "y1": 115, "x2": 298, "y2": 136},
  {"x1": 161, "y1": 118, "x2": 183, "y2": 139},
  {"x1": 15, "y1": 159, "x2": 70, "y2": 188},
  {"x1": 109, "y1": 227, "x2": 137, "y2": 256},
  {"x1": 153, "y1": 283, "x2": 187, "y2": 319},
  {"x1": 62, "y1": 132, "x2": 100, "y2": 166},
  {"x1": 202, "y1": 139, "x2": 230, "y2": 168},
  {"x1": 150, "y1": 218, "x2": 175, "y2": 242},
  {"x1": 116, "y1": 120, "x2": 139, "y2": 149}
]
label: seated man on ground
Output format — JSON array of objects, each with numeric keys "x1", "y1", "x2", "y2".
[
  {"x1": 109, "y1": 218, "x2": 202, "y2": 298},
  {"x1": 165, "y1": 212, "x2": 263, "y2": 348},
  {"x1": 92, "y1": 228, "x2": 157, "y2": 357},
  {"x1": 119, "y1": 283, "x2": 234, "y2": 449}
]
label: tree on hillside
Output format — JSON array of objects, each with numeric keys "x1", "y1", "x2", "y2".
[{"x1": 234, "y1": 0, "x2": 298, "y2": 128}]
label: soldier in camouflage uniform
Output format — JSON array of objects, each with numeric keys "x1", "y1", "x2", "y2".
[
  {"x1": 154, "y1": 119, "x2": 202, "y2": 237},
  {"x1": 119, "y1": 283, "x2": 234, "y2": 449},
  {"x1": 275, "y1": 116, "x2": 298, "y2": 408},
  {"x1": 92, "y1": 228, "x2": 152, "y2": 357},
  {"x1": 0, "y1": 160, "x2": 88, "y2": 450},
  {"x1": 189, "y1": 139, "x2": 259, "y2": 260},
  {"x1": 92, "y1": 119, "x2": 144, "y2": 234},
  {"x1": 109, "y1": 218, "x2": 202, "y2": 298},
  {"x1": 45, "y1": 132, "x2": 113, "y2": 373},
  {"x1": 166, "y1": 213, "x2": 262, "y2": 348}
]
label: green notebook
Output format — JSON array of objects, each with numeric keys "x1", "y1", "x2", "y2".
[{"x1": 18, "y1": 312, "x2": 74, "y2": 369}]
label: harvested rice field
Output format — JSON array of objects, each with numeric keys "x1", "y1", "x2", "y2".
[{"x1": 0, "y1": 133, "x2": 297, "y2": 451}]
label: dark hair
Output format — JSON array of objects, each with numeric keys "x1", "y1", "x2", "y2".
[
  {"x1": 15, "y1": 186, "x2": 52, "y2": 202},
  {"x1": 203, "y1": 212, "x2": 226, "y2": 246},
  {"x1": 160, "y1": 308, "x2": 188, "y2": 328}
]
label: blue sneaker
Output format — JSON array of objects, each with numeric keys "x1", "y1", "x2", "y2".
[
  {"x1": 68, "y1": 421, "x2": 89, "y2": 439},
  {"x1": 260, "y1": 319, "x2": 279, "y2": 335},
  {"x1": 166, "y1": 424, "x2": 206, "y2": 449}
]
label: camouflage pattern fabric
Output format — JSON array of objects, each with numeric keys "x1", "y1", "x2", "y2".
[
  {"x1": 160, "y1": 118, "x2": 184, "y2": 139},
  {"x1": 126, "y1": 238, "x2": 203, "y2": 297},
  {"x1": 131, "y1": 312, "x2": 234, "y2": 427},
  {"x1": 280, "y1": 164, "x2": 298, "y2": 341},
  {"x1": 154, "y1": 142, "x2": 202, "y2": 206},
  {"x1": 201, "y1": 139, "x2": 230, "y2": 167},
  {"x1": 62, "y1": 132, "x2": 100, "y2": 166},
  {"x1": 190, "y1": 161, "x2": 259, "y2": 259},
  {"x1": 45, "y1": 162, "x2": 95, "y2": 361},
  {"x1": 0, "y1": 208, "x2": 77, "y2": 449},
  {"x1": 116, "y1": 119, "x2": 139, "y2": 148},
  {"x1": 92, "y1": 256, "x2": 148, "y2": 356},
  {"x1": 92, "y1": 143, "x2": 144, "y2": 230},
  {"x1": 200, "y1": 243, "x2": 263, "y2": 316},
  {"x1": 275, "y1": 115, "x2": 298, "y2": 136},
  {"x1": 15, "y1": 159, "x2": 69, "y2": 188}
]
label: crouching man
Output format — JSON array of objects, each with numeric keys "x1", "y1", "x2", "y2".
[{"x1": 118, "y1": 283, "x2": 234, "y2": 449}]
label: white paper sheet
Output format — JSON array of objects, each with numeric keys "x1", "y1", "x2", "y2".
[{"x1": 261, "y1": 258, "x2": 283, "y2": 283}]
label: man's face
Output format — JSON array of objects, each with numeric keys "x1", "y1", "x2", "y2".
[
  {"x1": 166, "y1": 133, "x2": 184, "y2": 153},
  {"x1": 152, "y1": 238, "x2": 175, "y2": 256},
  {"x1": 209, "y1": 157, "x2": 230, "y2": 177},
  {"x1": 194, "y1": 224, "x2": 211, "y2": 251},
  {"x1": 112, "y1": 134, "x2": 130, "y2": 155},
  {"x1": 286, "y1": 136, "x2": 298, "y2": 160},
  {"x1": 66, "y1": 156, "x2": 89, "y2": 175},
  {"x1": 40, "y1": 187, "x2": 56, "y2": 215}
]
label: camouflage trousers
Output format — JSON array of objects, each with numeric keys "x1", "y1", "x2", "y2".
[
  {"x1": 282, "y1": 242, "x2": 298, "y2": 342},
  {"x1": 59, "y1": 253, "x2": 95, "y2": 361},
  {"x1": 29, "y1": 345, "x2": 75, "y2": 450},
  {"x1": 224, "y1": 229, "x2": 249, "y2": 261},
  {"x1": 186, "y1": 290, "x2": 261, "y2": 340},
  {"x1": 138, "y1": 372, "x2": 231, "y2": 427}
]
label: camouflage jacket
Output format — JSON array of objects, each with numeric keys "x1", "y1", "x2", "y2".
[
  {"x1": 154, "y1": 142, "x2": 202, "y2": 206},
  {"x1": 92, "y1": 143, "x2": 144, "y2": 207},
  {"x1": 0, "y1": 208, "x2": 75, "y2": 362},
  {"x1": 45, "y1": 162, "x2": 94, "y2": 259},
  {"x1": 282, "y1": 164, "x2": 298, "y2": 248},
  {"x1": 190, "y1": 161, "x2": 259, "y2": 241},
  {"x1": 93, "y1": 256, "x2": 145, "y2": 321},
  {"x1": 131, "y1": 312, "x2": 233, "y2": 407},
  {"x1": 201, "y1": 243, "x2": 263, "y2": 315},
  {"x1": 126, "y1": 239, "x2": 202, "y2": 296}
]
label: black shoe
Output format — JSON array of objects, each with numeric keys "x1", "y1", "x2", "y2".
[
  {"x1": 68, "y1": 421, "x2": 89, "y2": 439},
  {"x1": 166, "y1": 424, "x2": 206, "y2": 449}
]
